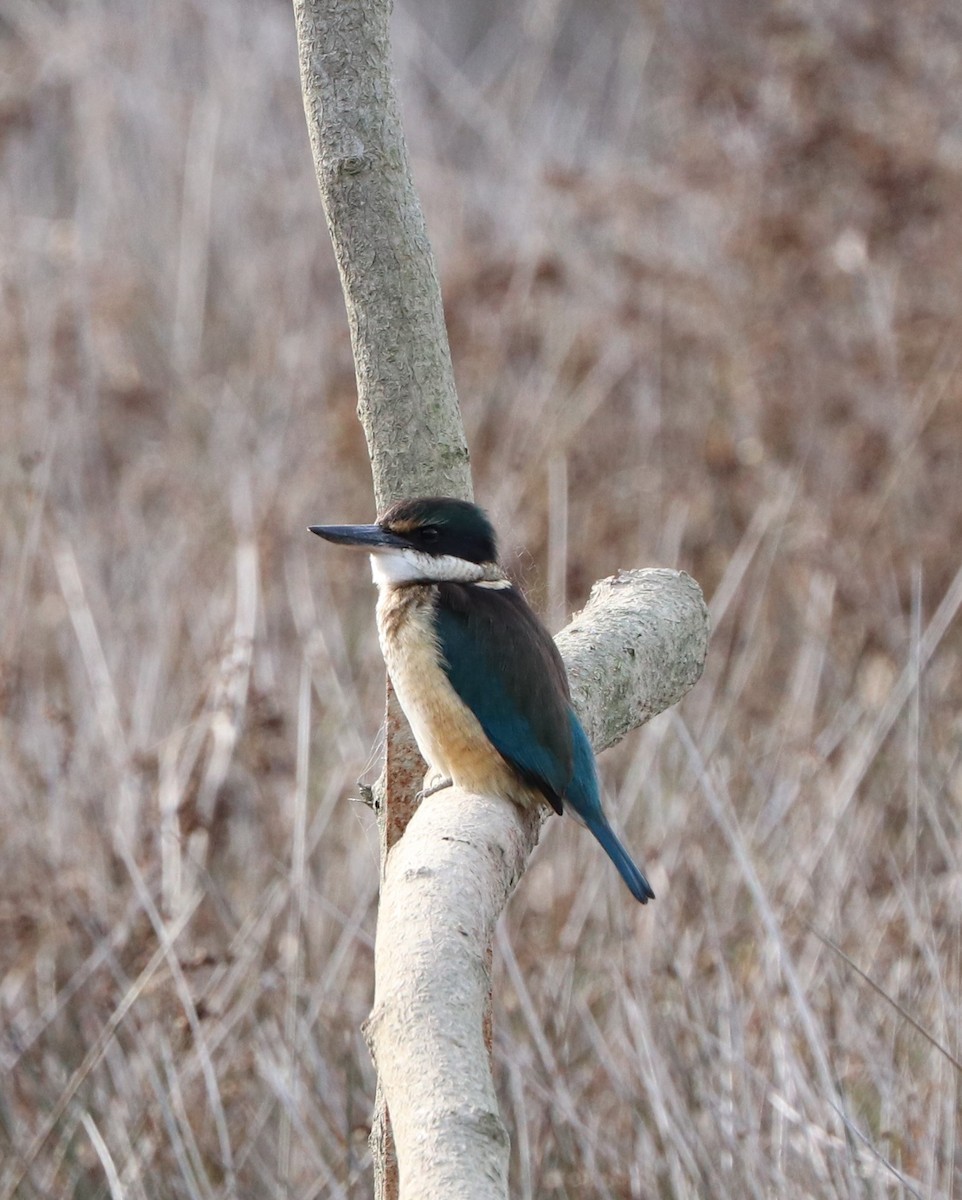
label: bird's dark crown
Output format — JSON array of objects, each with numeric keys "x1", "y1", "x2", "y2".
[{"x1": 379, "y1": 497, "x2": 498, "y2": 564}]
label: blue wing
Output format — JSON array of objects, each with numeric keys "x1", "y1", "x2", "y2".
[
  {"x1": 433, "y1": 582, "x2": 573, "y2": 811},
  {"x1": 433, "y1": 582, "x2": 655, "y2": 904}
]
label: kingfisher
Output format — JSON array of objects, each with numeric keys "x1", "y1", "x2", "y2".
[{"x1": 309, "y1": 496, "x2": 654, "y2": 903}]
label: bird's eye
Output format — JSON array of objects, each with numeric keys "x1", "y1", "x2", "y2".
[{"x1": 420, "y1": 526, "x2": 440, "y2": 543}]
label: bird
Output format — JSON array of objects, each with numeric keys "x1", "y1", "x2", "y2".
[{"x1": 309, "y1": 496, "x2": 654, "y2": 903}]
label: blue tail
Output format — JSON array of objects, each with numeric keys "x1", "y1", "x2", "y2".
[
  {"x1": 566, "y1": 711, "x2": 655, "y2": 904},
  {"x1": 584, "y1": 814, "x2": 655, "y2": 904}
]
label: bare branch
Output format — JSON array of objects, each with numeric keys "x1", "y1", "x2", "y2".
[
  {"x1": 558, "y1": 568, "x2": 710, "y2": 752},
  {"x1": 293, "y1": 7, "x2": 473, "y2": 1188},
  {"x1": 364, "y1": 568, "x2": 709, "y2": 1199},
  {"x1": 292, "y1": 0, "x2": 471, "y2": 510},
  {"x1": 293, "y1": 7, "x2": 711, "y2": 1197}
]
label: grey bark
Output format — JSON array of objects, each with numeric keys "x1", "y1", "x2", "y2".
[
  {"x1": 292, "y1": 3, "x2": 711, "y2": 1198},
  {"x1": 293, "y1": 4, "x2": 470, "y2": 1191},
  {"x1": 363, "y1": 569, "x2": 709, "y2": 1199},
  {"x1": 292, "y1": 0, "x2": 471, "y2": 512},
  {"x1": 558, "y1": 569, "x2": 710, "y2": 752}
]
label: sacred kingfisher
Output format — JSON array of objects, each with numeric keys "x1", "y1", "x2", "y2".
[{"x1": 309, "y1": 496, "x2": 654, "y2": 903}]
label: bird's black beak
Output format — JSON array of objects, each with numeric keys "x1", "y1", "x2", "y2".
[{"x1": 308, "y1": 523, "x2": 409, "y2": 551}]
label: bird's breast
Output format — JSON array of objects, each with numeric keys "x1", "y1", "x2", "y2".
[{"x1": 375, "y1": 584, "x2": 539, "y2": 806}]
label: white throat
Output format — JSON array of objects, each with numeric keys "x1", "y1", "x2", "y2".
[{"x1": 369, "y1": 547, "x2": 502, "y2": 588}]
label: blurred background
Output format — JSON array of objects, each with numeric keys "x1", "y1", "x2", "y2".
[{"x1": 2, "y1": 0, "x2": 961, "y2": 1195}]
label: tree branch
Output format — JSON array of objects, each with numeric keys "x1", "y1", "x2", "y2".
[
  {"x1": 363, "y1": 568, "x2": 709, "y2": 1199},
  {"x1": 292, "y1": 0, "x2": 471, "y2": 511},
  {"x1": 558, "y1": 569, "x2": 710, "y2": 752},
  {"x1": 293, "y1": 7, "x2": 472, "y2": 1189},
  {"x1": 294, "y1": 5, "x2": 711, "y2": 1197}
]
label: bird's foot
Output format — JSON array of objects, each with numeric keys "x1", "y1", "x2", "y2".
[{"x1": 418, "y1": 775, "x2": 453, "y2": 800}]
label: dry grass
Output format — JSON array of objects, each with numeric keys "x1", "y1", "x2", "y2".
[{"x1": 2, "y1": 0, "x2": 962, "y2": 1196}]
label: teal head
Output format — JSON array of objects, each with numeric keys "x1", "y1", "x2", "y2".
[{"x1": 310, "y1": 496, "x2": 501, "y2": 586}]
